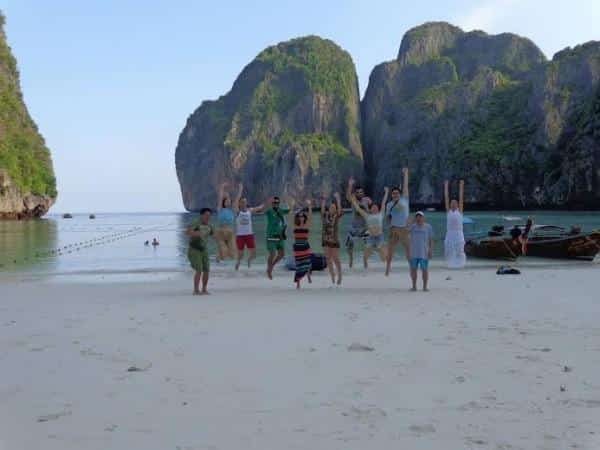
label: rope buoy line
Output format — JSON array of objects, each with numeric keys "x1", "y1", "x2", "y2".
[{"x1": 1, "y1": 222, "x2": 176, "y2": 268}]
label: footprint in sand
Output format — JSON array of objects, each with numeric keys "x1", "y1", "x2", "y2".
[
  {"x1": 409, "y1": 424, "x2": 436, "y2": 433},
  {"x1": 465, "y1": 437, "x2": 488, "y2": 446},
  {"x1": 37, "y1": 410, "x2": 72, "y2": 423}
]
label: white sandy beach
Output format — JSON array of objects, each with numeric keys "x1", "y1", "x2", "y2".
[{"x1": 1, "y1": 263, "x2": 600, "y2": 450}]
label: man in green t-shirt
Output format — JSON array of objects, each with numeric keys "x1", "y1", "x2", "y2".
[
  {"x1": 187, "y1": 208, "x2": 214, "y2": 295},
  {"x1": 265, "y1": 196, "x2": 290, "y2": 279}
]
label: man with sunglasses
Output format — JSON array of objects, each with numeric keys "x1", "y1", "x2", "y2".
[
  {"x1": 265, "y1": 196, "x2": 290, "y2": 279},
  {"x1": 345, "y1": 177, "x2": 372, "y2": 268}
]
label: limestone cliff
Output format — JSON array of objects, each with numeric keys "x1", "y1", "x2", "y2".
[
  {"x1": 362, "y1": 22, "x2": 600, "y2": 208},
  {"x1": 0, "y1": 12, "x2": 56, "y2": 218},
  {"x1": 175, "y1": 36, "x2": 362, "y2": 209}
]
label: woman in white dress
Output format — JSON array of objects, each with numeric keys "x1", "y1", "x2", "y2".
[{"x1": 444, "y1": 179, "x2": 466, "y2": 269}]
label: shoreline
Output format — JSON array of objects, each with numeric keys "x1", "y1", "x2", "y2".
[{"x1": 1, "y1": 257, "x2": 598, "y2": 285}]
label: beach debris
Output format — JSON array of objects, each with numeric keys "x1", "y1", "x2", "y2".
[
  {"x1": 409, "y1": 424, "x2": 436, "y2": 433},
  {"x1": 37, "y1": 410, "x2": 71, "y2": 423},
  {"x1": 496, "y1": 265, "x2": 521, "y2": 275},
  {"x1": 564, "y1": 365, "x2": 572, "y2": 373},
  {"x1": 347, "y1": 342, "x2": 375, "y2": 352},
  {"x1": 455, "y1": 376, "x2": 466, "y2": 383},
  {"x1": 445, "y1": 276, "x2": 452, "y2": 280},
  {"x1": 104, "y1": 424, "x2": 118, "y2": 432},
  {"x1": 127, "y1": 363, "x2": 152, "y2": 372},
  {"x1": 342, "y1": 406, "x2": 387, "y2": 422},
  {"x1": 560, "y1": 385, "x2": 567, "y2": 392},
  {"x1": 309, "y1": 347, "x2": 317, "y2": 352}
]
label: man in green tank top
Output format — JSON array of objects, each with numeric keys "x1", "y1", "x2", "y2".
[{"x1": 265, "y1": 196, "x2": 290, "y2": 279}]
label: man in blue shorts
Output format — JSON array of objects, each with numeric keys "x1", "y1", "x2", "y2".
[{"x1": 409, "y1": 211, "x2": 433, "y2": 291}]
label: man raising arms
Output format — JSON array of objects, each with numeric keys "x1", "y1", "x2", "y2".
[{"x1": 385, "y1": 167, "x2": 410, "y2": 276}]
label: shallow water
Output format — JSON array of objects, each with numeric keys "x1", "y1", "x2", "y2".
[{"x1": 1, "y1": 211, "x2": 599, "y2": 275}]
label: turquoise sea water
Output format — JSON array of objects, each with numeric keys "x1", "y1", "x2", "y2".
[{"x1": 1, "y1": 211, "x2": 599, "y2": 275}]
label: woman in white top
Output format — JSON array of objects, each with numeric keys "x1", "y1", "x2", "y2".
[
  {"x1": 444, "y1": 179, "x2": 466, "y2": 269},
  {"x1": 233, "y1": 183, "x2": 264, "y2": 270},
  {"x1": 350, "y1": 186, "x2": 389, "y2": 269}
]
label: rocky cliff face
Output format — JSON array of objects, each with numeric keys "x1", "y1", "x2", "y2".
[
  {"x1": 176, "y1": 36, "x2": 362, "y2": 209},
  {"x1": 177, "y1": 24, "x2": 600, "y2": 210},
  {"x1": 362, "y1": 22, "x2": 600, "y2": 208},
  {"x1": 0, "y1": 12, "x2": 56, "y2": 219}
]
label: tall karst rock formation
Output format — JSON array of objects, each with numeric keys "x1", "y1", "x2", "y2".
[
  {"x1": 176, "y1": 36, "x2": 362, "y2": 209},
  {"x1": 362, "y1": 22, "x2": 600, "y2": 208},
  {"x1": 0, "y1": 12, "x2": 56, "y2": 218},
  {"x1": 177, "y1": 23, "x2": 600, "y2": 210}
]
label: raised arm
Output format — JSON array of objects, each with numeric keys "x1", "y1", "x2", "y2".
[
  {"x1": 250, "y1": 203, "x2": 265, "y2": 214},
  {"x1": 459, "y1": 180, "x2": 465, "y2": 213},
  {"x1": 217, "y1": 182, "x2": 226, "y2": 211},
  {"x1": 233, "y1": 183, "x2": 243, "y2": 214},
  {"x1": 305, "y1": 200, "x2": 313, "y2": 227},
  {"x1": 334, "y1": 192, "x2": 343, "y2": 217},
  {"x1": 346, "y1": 177, "x2": 355, "y2": 202},
  {"x1": 402, "y1": 167, "x2": 409, "y2": 199},
  {"x1": 444, "y1": 180, "x2": 450, "y2": 212},
  {"x1": 381, "y1": 187, "x2": 389, "y2": 212},
  {"x1": 287, "y1": 198, "x2": 296, "y2": 221}
]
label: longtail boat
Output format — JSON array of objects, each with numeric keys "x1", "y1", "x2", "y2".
[
  {"x1": 464, "y1": 236, "x2": 518, "y2": 260},
  {"x1": 465, "y1": 225, "x2": 599, "y2": 261},
  {"x1": 524, "y1": 233, "x2": 599, "y2": 261}
]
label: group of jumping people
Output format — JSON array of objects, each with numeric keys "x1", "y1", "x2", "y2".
[{"x1": 186, "y1": 169, "x2": 467, "y2": 295}]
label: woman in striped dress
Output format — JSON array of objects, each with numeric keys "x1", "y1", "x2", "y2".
[{"x1": 290, "y1": 199, "x2": 313, "y2": 289}]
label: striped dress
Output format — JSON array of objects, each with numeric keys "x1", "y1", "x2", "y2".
[{"x1": 293, "y1": 227, "x2": 312, "y2": 282}]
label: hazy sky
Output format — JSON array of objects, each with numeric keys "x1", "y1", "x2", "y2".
[{"x1": 2, "y1": 0, "x2": 599, "y2": 212}]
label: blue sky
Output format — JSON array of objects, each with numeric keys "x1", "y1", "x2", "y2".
[{"x1": 2, "y1": 0, "x2": 599, "y2": 212}]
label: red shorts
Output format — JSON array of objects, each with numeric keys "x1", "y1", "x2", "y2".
[{"x1": 236, "y1": 234, "x2": 256, "y2": 250}]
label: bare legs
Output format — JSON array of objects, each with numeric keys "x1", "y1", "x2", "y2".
[
  {"x1": 363, "y1": 246, "x2": 387, "y2": 270},
  {"x1": 193, "y1": 271, "x2": 209, "y2": 295},
  {"x1": 267, "y1": 249, "x2": 285, "y2": 279},
  {"x1": 325, "y1": 247, "x2": 342, "y2": 285},
  {"x1": 216, "y1": 227, "x2": 235, "y2": 261},
  {"x1": 386, "y1": 236, "x2": 409, "y2": 276},
  {"x1": 410, "y1": 268, "x2": 428, "y2": 291},
  {"x1": 235, "y1": 248, "x2": 256, "y2": 271}
]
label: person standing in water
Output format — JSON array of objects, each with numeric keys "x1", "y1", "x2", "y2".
[
  {"x1": 186, "y1": 208, "x2": 214, "y2": 295},
  {"x1": 385, "y1": 168, "x2": 410, "y2": 276},
  {"x1": 350, "y1": 183, "x2": 389, "y2": 269},
  {"x1": 215, "y1": 183, "x2": 236, "y2": 262},
  {"x1": 265, "y1": 196, "x2": 291, "y2": 279},
  {"x1": 345, "y1": 177, "x2": 372, "y2": 268},
  {"x1": 232, "y1": 183, "x2": 264, "y2": 270},
  {"x1": 409, "y1": 211, "x2": 434, "y2": 291},
  {"x1": 290, "y1": 199, "x2": 314, "y2": 289},
  {"x1": 444, "y1": 179, "x2": 466, "y2": 269},
  {"x1": 321, "y1": 192, "x2": 344, "y2": 285}
]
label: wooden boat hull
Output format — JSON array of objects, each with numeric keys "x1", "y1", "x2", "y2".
[
  {"x1": 591, "y1": 230, "x2": 600, "y2": 249},
  {"x1": 525, "y1": 234, "x2": 599, "y2": 261},
  {"x1": 465, "y1": 238, "x2": 518, "y2": 260}
]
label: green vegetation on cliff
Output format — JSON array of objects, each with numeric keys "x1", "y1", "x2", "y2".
[
  {"x1": 257, "y1": 36, "x2": 357, "y2": 100},
  {"x1": 0, "y1": 12, "x2": 56, "y2": 198},
  {"x1": 176, "y1": 35, "x2": 363, "y2": 208}
]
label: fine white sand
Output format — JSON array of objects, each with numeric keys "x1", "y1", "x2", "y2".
[{"x1": 1, "y1": 263, "x2": 600, "y2": 449}]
